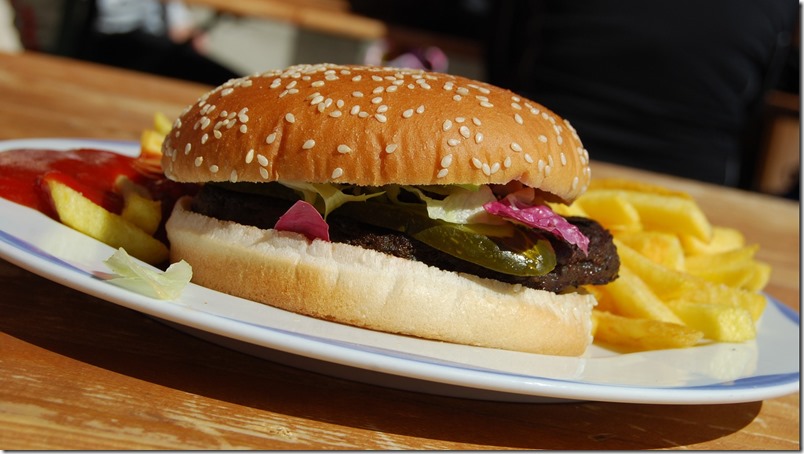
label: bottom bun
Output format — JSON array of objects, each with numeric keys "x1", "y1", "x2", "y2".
[{"x1": 166, "y1": 197, "x2": 596, "y2": 356}]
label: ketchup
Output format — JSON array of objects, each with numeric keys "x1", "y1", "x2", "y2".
[{"x1": 0, "y1": 148, "x2": 197, "y2": 237}]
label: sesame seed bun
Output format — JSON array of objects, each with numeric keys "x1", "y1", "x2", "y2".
[{"x1": 162, "y1": 63, "x2": 591, "y2": 203}]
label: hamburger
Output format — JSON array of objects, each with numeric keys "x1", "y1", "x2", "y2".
[{"x1": 161, "y1": 63, "x2": 619, "y2": 356}]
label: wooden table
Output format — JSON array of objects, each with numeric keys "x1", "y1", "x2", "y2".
[
  {"x1": 181, "y1": 0, "x2": 387, "y2": 41},
  {"x1": 0, "y1": 51, "x2": 799, "y2": 450}
]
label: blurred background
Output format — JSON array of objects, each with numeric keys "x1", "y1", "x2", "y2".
[{"x1": 1, "y1": 0, "x2": 800, "y2": 199}]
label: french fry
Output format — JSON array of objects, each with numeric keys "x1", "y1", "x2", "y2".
[
  {"x1": 663, "y1": 300, "x2": 756, "y2": 342},
  {"x1": 587, "y1": 178, "x2": 692, "y2": 199},
  {"x1": 680, "y1": 226, "x2": 745, "y2": 256},
  {"x1": 592, "y1": 310, "x2": 703, "y2": 351},
  {"x1": 684, "y1": 245, "x2": 770, "y2": 290},
  {"x1": 617, "y1": 231, "x2": 685, "y2": 271},
  {"x1": 115, "y1": 176, "x2": 162, "y2": 235},
  {"x1": 44, "y1": 176, "x2": 168, "y2": 265},
  {"x1": 619, "y1": 190, "x2": 712, "y2": 241},
  {"x1": 599, "y1": 265, "x2": 684, "y2": 324},
  {"x1": 574, "y1": 190, "x2": 642, "y2": 233}
]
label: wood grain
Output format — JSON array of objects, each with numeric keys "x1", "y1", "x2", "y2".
[{"x1": 0, "y1": 51, "x2": 799, "y2": 450}]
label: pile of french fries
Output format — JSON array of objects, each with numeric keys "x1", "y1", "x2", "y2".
[{"x1": 551, "y1": 179, "x2": 771, "y2": 351}]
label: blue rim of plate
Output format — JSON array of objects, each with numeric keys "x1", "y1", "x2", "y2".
[{"x1": 0, "y1": 138, "x2": 799, "y2": 404}]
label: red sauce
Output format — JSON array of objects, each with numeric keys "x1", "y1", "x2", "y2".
[{"x1": 0, "y1": 148, "x2": 197, "y2": 238}]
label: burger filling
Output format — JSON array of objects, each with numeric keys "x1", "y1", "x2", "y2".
[{"x1": 189, "y1": 181, "x2": 619, "y2": 293}]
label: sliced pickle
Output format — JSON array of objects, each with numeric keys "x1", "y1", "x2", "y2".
[{"x1": 335, "y1": 200, "x2": 556, "y2": 276}]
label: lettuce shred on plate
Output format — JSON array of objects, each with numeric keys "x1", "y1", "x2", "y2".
[{"x1": 104, "y1": 247, "x2": 192, "y2": 300}]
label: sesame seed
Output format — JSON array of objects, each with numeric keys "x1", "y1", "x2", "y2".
[
  {"x1": 311, "y1": 95, "x2": 324, "y2": 105},
  {"x1": 490, "y1": 162, "x2": 501, "y2": 174},
  {"x1": 560, "y1": 152, "x2": 567, "y2": 165},
  {"x1": 359, "y1": 112, "x2": 369, "y2": 118},
  {"x1": 471, "y1": 157, "x2": 483, "y2": 169},
  {"x1": 312, "y1": 80, "x2": 325, "y2": 87},
  {"x1": 416, "y1": 105, "x2": 425, "y2": 114},
  {"x1": 544, "y1": 165, "x2": 552, "y2": 176},
  {"x1": 472, "y1": 117, "x2": 481, "y2": 126},
  {"x1": 337, "y1": 144, "x2": 352, "y2": 154},
  {"x1": 377, "y1": 105, "x2": 388, "y2": 113},
  {"x1": 443, "y1": 119, "x2": 453, "y2": 131},
  {"x1": 437, "y1": 168, "x2": 449, "y2": 178},
  {"x1": 525, "y1": 154, "x2": 535, "y2": 164},
  {"x1": 374, "y1": 114, "x2": 387, "y2": 123},
  {"x1": 221, "y1": 88, "x2": 234, "y2": 96},
  {"x1": 245, "y1": 149, "x2": 254, "y2": 163},
  {"x1": 372, "y1": 75, "x2": 383, "y2": 82},
  {"x1": 373, "y1": 86, "x2": 384, "y2": 94},
  {"x1": 239, "y1": 125, "x2": 247, "y2": 133},
  {"x1": 257, "y1": 154, "x2": 269, "y2": 166},
  {"x1": 447, "y1": 138, "x2": 460, "y2": 147},
  {"x1": 548, "y1": 155, "x2": 554, "y2": 167},
  {"x1": 457, "y1": 87, "x2": 469, "y2": 95},
  {"x1": 402, "y1": 109, "x2": 414, "y2": 118},
  {"x1": 482, "y1": 163, "x2": 491, "y2": 176},
  {"x1": 352, "y1": 75, "x2": 362, "y2": 82},
  {"x1": 331, "y1": 167, "x2": 344, "y2": 178},
  {"x1": 194, "y1": 156, "x2": 203, "y2": 167},
  {"x1": 286, "y1": 80, "x2": 297, "y2": 89},
  {"x1": 453, "y1": 95, "x2": 463, "y2": 102},
  {"x1": 572, "y1": 176, "x2": 579, "y2": 190},
  {"x1": 350, "y1": 105, "x2": 360, "y2": 115},
  {"x1": 512, "y1": 102, "x2": 522, "y2": 110},
  {"x1": 209, "y1": 165, "x2": 219, "y2": 173},
  {"x1": 201, "y1": 133, "x2": 209, "y2": 144},
  {"x1": 480, "y1": 101, "x2": 494, "y2": 108},
  {"x1": 303, "y1": 139, "x2": 316, "y2": 150},
  {"x1": 504, "y1": 157, "x2": 512, "y2": 168},
  {"x1": 538, "y1": 135, "x2": 548, "y2": 143},
  {"x1": 214, "y1": 130, "x2": 222, "y2": 139},
  {"x1": 260, "y1": 167, "x2": 270, "y2": 179},
  {"x1": 455, "y1": 117, "x2": 465, "y2": 123},
  {"x1": 385, "y1": 144, "x2": 398, "y2": 153},
  {"x1": 475, "y1": 132, "x2": 484, "y2": 144},
  {"x1": 266, "y1": 133, "x2": 277, "y2": 144},
  {"x1": 229, "y1": 170, "x2": 238, "y2": 183},
  {"x1": 352, "y1": 91, "x2": 364, "y2": 98},
  {"x1": 511, "y1": 142, "x2": 522, "y2": 152},
  {"x1": 557, "y1": 135, "x2": 564, "y2": 145},
  {"x1": 441, "y1": 154, "x2": 454, "y2": 168},
  {"x1": 371, "y1": 97, "x2": 383, "y2": 104},
  {"x1": 285, "y1": 113, "x2": 295, "y2": 123},
  {"x1": 459, "y1": 126, "x2": 471, "y2": 138},
  {"x1": 184, "y1": 143, "x2": 192, "y2": 154},
  {"x1": 514, "y1": 113, "x2": 523, "y2": 125},
  {"x1": 200, "y1": 117, "x2": 211, "y2": 129},
  {"x1": 329, "y1": 110, "x2": 343, "y2": 118}
]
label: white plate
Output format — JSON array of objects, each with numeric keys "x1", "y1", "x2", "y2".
[{"x1": 0, "y1": 138, "x2": 799, "y2": 404}]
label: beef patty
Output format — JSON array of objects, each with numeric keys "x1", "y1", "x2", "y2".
[{"x1": 189, "y1": 184, "x2": 620, "y2": 293}]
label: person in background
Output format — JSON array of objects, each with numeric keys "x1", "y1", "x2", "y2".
[
  {"x1": 10, "y1": 0, "x2": 239, "y2": 86},
  {"x1": 485, "y1": 0, "x2": 800, "y2": 189},
  {"x1": 75, "y1": 0, "x2": 239, "y2": 85}
]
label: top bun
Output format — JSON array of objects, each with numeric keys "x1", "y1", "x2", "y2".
[{"x1": 162, "y1": 63, "x2": 591, "y2": 202}]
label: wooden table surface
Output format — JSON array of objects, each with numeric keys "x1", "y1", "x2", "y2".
[{"x1": 0, "y1": 51, "x2": 799, "y2": 450}]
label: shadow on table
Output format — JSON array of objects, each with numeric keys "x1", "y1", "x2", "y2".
[{"x1": 2, "y1": 265, "x2": 764, "y2": 450}]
